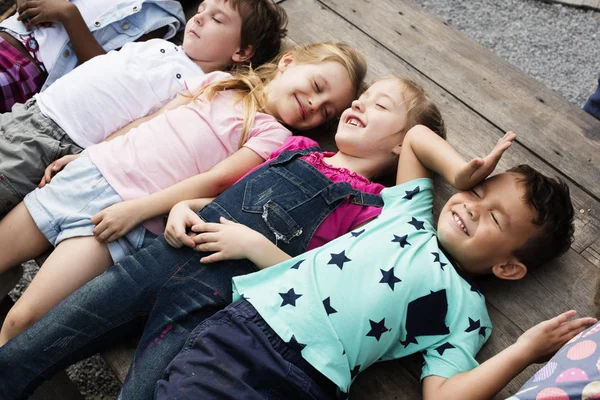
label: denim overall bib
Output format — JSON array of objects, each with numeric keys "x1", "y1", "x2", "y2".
[{"x1": 0, "y1": 146, "x2": 383, "y2": 400}]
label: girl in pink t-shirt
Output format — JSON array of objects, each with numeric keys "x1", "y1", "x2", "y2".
[{"x1": 0, "y1": 42, "x2": 366, "y2": 344}]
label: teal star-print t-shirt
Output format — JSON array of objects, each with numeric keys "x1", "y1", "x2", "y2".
[{"x1": 232, "y1": 178, "x2": 492, "y2": 394}]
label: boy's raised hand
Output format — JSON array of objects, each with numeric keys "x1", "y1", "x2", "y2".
[
  {"x1": 516, "y1": 310, "x2": 597, "y2": 364},
  {"x1": 454, "y1": 132, "x2": 517, "y2": 190}
]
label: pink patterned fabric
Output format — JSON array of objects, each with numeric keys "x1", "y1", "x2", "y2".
[{"x1": 0, "y1": 36, "x2": 46, "y2": 113}]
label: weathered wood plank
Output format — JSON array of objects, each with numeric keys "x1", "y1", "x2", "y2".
[
  {"x1": 582, "y1": 237, "x2": 600, "y2": 268},
  {"x1": 103, "y1": 339, "x2": 138, "y2": 383},
  {"x1": 317, "y1": 0, "x2": 600, "y2": 201}
]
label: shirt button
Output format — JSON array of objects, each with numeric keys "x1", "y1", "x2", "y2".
[
  {"x1": 160, "y1": 49, "x2": 166, "y2": 54},
  {"x1": 122, "y1": 22, "x2": 130, "y2": 30},
  {"x1": 176, "y1": 73, "x2": 182, "y2": 79},
  {"x1": 63, "y1": 50, "x2": 70, "y2": 57},
  {"x1": 94, "y1": 21, "x2": 100, "y2": 27},
  {"x1": 133, "y1": 5, "x2": 139, "y2": 11}
]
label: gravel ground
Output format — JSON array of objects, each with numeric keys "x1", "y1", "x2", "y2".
[
  {"x1": 414, "y1": 0, "x2": 600, "y2": 107},
  {"x1": 6, "y1": 1, "x2": 600, "y2": 399}
]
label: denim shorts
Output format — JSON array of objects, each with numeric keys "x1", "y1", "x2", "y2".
[
  {"x1": 0, "y1": 98, "x2": 82, "y2": 217},
  {"x1": 24, "y1": 151, "x2": 156, "y2": 263}
]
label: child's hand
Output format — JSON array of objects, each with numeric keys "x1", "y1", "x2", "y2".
[
  {"x1": 17, "y1": 0, "x2": 76, "y2": 28},
  {"x1": 516, "y1": 310, "x2": 597, "y2": 364},
  {"x1": 191, "y1": 217, "x2": 269, "y2": 263},
  {"x1": 164, "y1": 201, "x2": 205, "y2": 249},
  {"x1": 91, "y1": 201, "x2": 143, "y2": 243},
  {"x1": 454, "y1": 132, "x2": 517, "y2": 190},
  {"x1": 39, "y1": 153, "x2": 80, "y2": 188}
]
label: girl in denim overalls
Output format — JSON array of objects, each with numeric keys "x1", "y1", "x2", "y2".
[
  {"x1": 0, "y1": 77, "x2": 446, "y2": 400},
  {"x1": 0, "y1": 42, "x2": 365, "y2": 345}
]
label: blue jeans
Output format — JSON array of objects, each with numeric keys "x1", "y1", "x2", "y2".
[
  {"x1": 583, "y1": 75, "x2": 600, "y2": 120},
  {"x1": 155, "y1": 300, "x2": 337, "y2": 400},
  {"x1": 0, "y1": 146, "x2": 382, "y2": 400}
]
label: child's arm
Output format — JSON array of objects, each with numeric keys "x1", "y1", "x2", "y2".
[
  {"x1": 91, "y1": 147, "x2": 264, "y2": 243},
  {"x1": 396, "y1": 125, "x2": 516, "y2": 189},
  {"x1": 164, "y1": 203, "x2": 291, "y2": 269},
  {"x1": 422, "y1": 310, "x2": 597, "y2": 400},
  {"x1": 191, "y1": 217, "x2": 291, "y2": 269},
  {"x1": 17, "y1": 0, "x2": 105, "y2": 63}
]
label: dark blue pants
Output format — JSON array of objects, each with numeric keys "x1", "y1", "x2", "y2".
[
  {"x1": 156, "y1": 300, "x2": 337, "y2": 400},
  {"x1": 583, "y1": 76, "x2": 600, "y2": 120}
]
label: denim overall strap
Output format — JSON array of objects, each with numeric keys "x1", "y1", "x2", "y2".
[
  {"x1": 199, "y1": 149, "x2": 383, "y2": 258},
  {"x1": 270, "y1": 146, "x2": 383, "y2": 208}
]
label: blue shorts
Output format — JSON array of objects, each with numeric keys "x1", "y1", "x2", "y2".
[{"x1": 24, "y1": 151, "x2": 156, "y2": 263}]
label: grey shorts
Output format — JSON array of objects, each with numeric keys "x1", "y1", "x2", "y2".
[{"x1": 0, "y1": 98, "x2": 82, "y2": 217}]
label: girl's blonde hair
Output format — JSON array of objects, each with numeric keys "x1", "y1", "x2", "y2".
[
  {"x1": 389, "y1": 77, "x2": 446, "y2": 139},
  {"x1": 191, "y1": 42, "x2": 367, "y2": 148}
]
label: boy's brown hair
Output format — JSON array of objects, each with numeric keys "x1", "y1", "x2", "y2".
[
  {"x1": 508, "y1": 165, "x2": 574, "y2": 268},
  {"x1": 231, "y1": 0, "x2": 288, "y2": 67}
]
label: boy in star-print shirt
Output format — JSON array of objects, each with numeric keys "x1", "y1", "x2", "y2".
[{"x1": 156, "y1": 126, "x2": 595, "y2": 400}]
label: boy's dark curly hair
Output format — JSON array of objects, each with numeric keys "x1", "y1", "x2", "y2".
[
  {"x1": 234, "y1": 0, "x2": 288, "y2": 67},
  {"x1": 508, "y1": 165, "x2": 574, "y2": 268}
]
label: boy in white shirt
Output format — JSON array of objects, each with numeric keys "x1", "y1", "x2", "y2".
[{"x1": 0, "y1": 0, "x2": 287, "y2": 217}]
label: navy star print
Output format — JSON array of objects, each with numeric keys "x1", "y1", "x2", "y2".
[
  {"x1": 470, "y1": 283, "x2": 483, "y2": 297},
  {"x1": 290, "y1": 260, "x2": 304, "y2": 270},
  {"x1": 279, "y1": 288, "x2": 302, "y2": 307},
  {"x1": 479, "y1": 327, "x2": 488, "y2": 338},
  {"x1": 408, "y1": 217, "x2": 425, "y2": 230},
  {"x1": 435, "y1": 342, "x2": 456, "y2": 356},
  {"x1": 431, "y1": 252, "x2": 447, "y2": 270},
  {"x1": 379, "y1": 267, "x2": 401, "y2": 290},
  {"x1": 323, "y1": 297, "x2": 337, "y2": 315},
  {"x1": 403, "y1": 186, "x2": 420, "y2": 200},
  {"x1": 392, "y1": 234, "x2": 410, "y2": 248},
  {"x1": 366, "y1": 318, "x2": 389, "y2": 341},
  {"x1": 288, "y1": 335, "x2": 306, "y2": 352},
  {"x1": 328, "y1": 251, "x2": 351, "y2": 270},
  {"x1": 465, "y1": 317, "x2": 481, "y2": 333},
  {"x1": 351, "y1": 365, "x2": 361, "y2": 380},
  {"x1": 400, "y1": 335, "x2": 419, "y2": 348},
  {"x1": 351, "y1": 229, "x2": 365, "y2": 237}
]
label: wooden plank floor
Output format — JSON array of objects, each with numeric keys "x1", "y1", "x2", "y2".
[{"x1": 277, "y1": 0, "x2": 600, "y2": 398}]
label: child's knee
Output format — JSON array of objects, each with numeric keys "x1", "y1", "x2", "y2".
[{"x1": 1, "y1": 305, "x2": 37, "y2": 339}]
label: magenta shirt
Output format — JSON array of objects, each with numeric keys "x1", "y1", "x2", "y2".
[{"x1": 245, "y1": 136, "x2": 385, "y2": 250}]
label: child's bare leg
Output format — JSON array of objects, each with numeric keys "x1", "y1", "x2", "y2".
[
  {"x1": 0, "y1": 202, "x2": 51, "y2": 274},
  {"x1": 0, "y1": 236, "x2": 113, "y2": 345}
]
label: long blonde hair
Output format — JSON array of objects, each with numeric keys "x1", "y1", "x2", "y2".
[{"x1": 192, "y1": 42, "x2": 367, "y2": 148}]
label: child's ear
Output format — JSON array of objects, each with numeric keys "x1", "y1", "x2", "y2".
[
  {"x1": 232, "y1": 46, "x2": 254, "y2": 63},
  {"x1": 491, "y1": 260, "x2": 527, "y2": 281},
  {"x1": 277, "y1": 52, "x2": 295, "y2": 71},
  {"x1": 392, "y1": 143, "x2": 402, "y2": 156}
]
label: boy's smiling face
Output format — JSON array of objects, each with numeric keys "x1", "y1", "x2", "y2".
[
  {"x1": 437, "y1": 172, "x2": 542, "y2": 277},
  {"x1": 183, "y1": 0, "x2": 248, "y2": 71}
]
